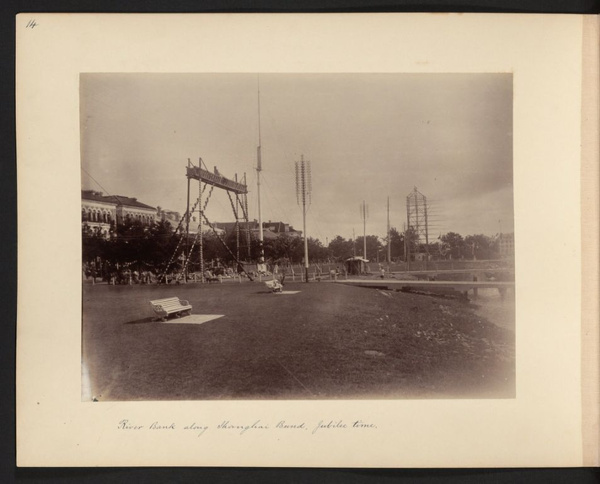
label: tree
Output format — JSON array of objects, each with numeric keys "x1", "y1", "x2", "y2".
[
  {"x1": 464, "y1": 234, "x2": 498, "y2": 260},
  {"x1": 82, "y1": 223, "x2": 108, "y2": 264},
  {"x1": 440, "y1": 232, "x2": 465, "y2": 259},
  {"x1": 385, "y1": 227, "x2": 405, "y2": 261},
  {"x1": 265, "y1": 234, "x2": 303, "y2": 263},
  {"x1": 355, "y1": 235, "x2": 382, "y2": 261},
  {"x1": 142, "y1": 220, "x2": 176, "y2": 270},
  {"x1": 328, "y1": 235, "x2": 354, "y2": 261},
  {"x1": 306, "y1": 237, "x2": 328, "y2": 263},
  {"x1": 102, "y1": 219, "x2": 178, "y2": 273},
  {"x1": 403, "y1": 226, "x2": 421, "y2": 258}
]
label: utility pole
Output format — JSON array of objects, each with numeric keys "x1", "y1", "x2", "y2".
[
  {"x1": 360, "y1": 201, "x2": 368, "y2": 260},
  {"x1": 295, "y1": 155, "x2": 311, "y2": 283},
  {"x1": 387, "y1": 196, "x2": 391, "y2": 265},
  {"x1": 185, "y1": 158, "x2": 191, "y2": 282},
  {"x1": 352, "y1": 228, "x2": 356, "y2": 257},
  {"x1": 235, "y1": 173, "x2": 240, "y2": 264},
  {"x1": 198, "y1": 157, "x2": 204, "y2": 282}
]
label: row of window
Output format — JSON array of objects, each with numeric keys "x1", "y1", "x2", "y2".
[
  {"x1": 124, "y1": 213, "x2": 154, "y2": 224},
  {"x1": 81, "y1": 209, "x2": 155, "y2": 225},
  {"x1": 82, "y1": 209, "x2": 112, "y2": 223}
]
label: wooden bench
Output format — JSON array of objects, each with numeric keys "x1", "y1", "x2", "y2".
[
  {"x1": 265, "y1": 280, "x2": 283, "y2": 293},
  {"x1": 150, "y1": 297, "x2": 192, "y2": 321}
]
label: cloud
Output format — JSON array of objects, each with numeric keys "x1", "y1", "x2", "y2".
[{"x1": 81, "y1": 73, "x2": 513, "y2": 242}]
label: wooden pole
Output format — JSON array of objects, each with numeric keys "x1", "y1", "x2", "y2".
[
  {"x1": 199, "y1": 158, "x2": 204, "y2": 283},
  {"x1": 185, "y1": 158, "x2": 191, "y2": 282},
  {"x1": 387, "y1": 196, "x2": 391, "y2": 266}
]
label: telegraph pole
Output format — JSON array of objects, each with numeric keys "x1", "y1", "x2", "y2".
[
  {"x1": 295, "y1": 155, "x2": 311, "y2": 283},
  {"x1": 198, "y1": 157, "x2": 204, "y2": 282},
  {"x1": 185, "y1": 158, "x2": 191, "y2": 282},
  {"x1": 387, "y1": 196, "x2": 391, "y2": 265},
  {"x1": 360, "y1": 201, "x2": 368, "y2": 260}
]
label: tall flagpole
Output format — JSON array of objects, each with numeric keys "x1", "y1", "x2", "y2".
[{"x1": 256, "y1": 76, "x2": 264, "y2": 262}]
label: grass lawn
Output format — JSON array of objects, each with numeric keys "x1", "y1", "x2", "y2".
[{"x1": 82, "y1": 280, "x2": 514, "y2": 400}]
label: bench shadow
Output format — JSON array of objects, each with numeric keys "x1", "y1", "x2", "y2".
[{"x1": 124, "y1": 316, "x2": 156, "y2": 325}]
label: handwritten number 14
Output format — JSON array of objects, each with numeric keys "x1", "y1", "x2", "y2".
[{"x1": 26, "y1": 19, "x2": 38, "y2": 29}]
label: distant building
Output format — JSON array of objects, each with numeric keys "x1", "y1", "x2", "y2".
[
  {"x1": 413, "y1": 252, "x2": 432, "y2": 262},
  {"x1": 214, "y1": 219, "x2": 302, "y2": 239},
  {"x1": 186, "y1": 216, "x2": 226, "y2": 236},
  {"x1": 81, "y1": 190, "x2": 117, "y2": 236},
  {"x1": 156, "y1": 206, "x2": 182, "y2": 226},
  {"x1": 498, "y1": 232, "x2": 515, "y2": 258},
  {"x1": 111, "y1": 195, "x2": 157, "y2": 225},
  {"x1": 82, "y1": 190, "x2": 157, "y2": 235}
]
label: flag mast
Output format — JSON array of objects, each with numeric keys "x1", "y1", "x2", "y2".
[{"x1": 256, "y1": 77, "x2": 264, "y2": 261}]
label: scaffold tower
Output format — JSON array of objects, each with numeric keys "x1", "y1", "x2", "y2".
[
  {"x1": 406, "y1": 186, "x2": 430, "y2": 259},
  {"x1": 159, "y1": 158, "x2": 252, "y2": 283}
]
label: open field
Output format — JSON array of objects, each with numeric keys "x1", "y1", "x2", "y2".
[{"x1": 82, "y1": 281, "x2": 515, "y2": 401}]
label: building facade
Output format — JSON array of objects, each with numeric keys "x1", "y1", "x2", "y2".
[
  {"x1": 81, "y1": 190, "x2": 117, "y2": 236},
  {"x1": 156, "y1": 206, "x2": 182, "y2": 225},
  {"x1": 82, "y1": 190, "x2": 159, "y2": 236},
  {"x1": 498, "y1": 232, "x2": 515, "y2": 258},
  {"x1": 214, "y1": 219, "x2": 302, "y2": 239},
  {"x1": 112, "y1": 195, "x2": 157, "y2": 225}
]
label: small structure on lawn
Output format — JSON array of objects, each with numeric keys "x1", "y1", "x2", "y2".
[{"x1": 345, "y1": 256, "x2": 369, "y2": 276}]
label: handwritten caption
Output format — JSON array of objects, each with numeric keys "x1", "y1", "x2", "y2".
[{"x1": 117, "y1": 419, "x2": 377, "y2": 437}]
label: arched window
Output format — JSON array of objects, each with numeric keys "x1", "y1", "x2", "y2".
[{"x1": 82, "y1": 209, "x2": 87, "y2": 221}]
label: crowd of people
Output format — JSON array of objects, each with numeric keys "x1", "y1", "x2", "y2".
[
  {"x1": 83, "y1": 261, "x2": 156, "y2": 285},
  {"x1": 82, "y1": 258, "x2": 350, "y2": 286},
  {"x1": 83, "y1": 260, "x2": 249, "y2": 285}
]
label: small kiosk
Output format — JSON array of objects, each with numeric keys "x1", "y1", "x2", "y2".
[{"x1": 345, "y1": 256, "x2": 369, "y2": 276}]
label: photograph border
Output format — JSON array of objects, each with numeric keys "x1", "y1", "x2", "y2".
[{"x1": 9, "y1": 4, "x2": 599, "y2": 481}]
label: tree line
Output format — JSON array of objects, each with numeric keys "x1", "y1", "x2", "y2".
[{"x1": 83, "y1": 220, "x2": 503, "y2": 275}]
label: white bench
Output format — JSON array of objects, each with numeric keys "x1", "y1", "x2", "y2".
[
  {"x1": 265, "y1": 280, "x2": 283, "y2": 293},
  {"x1": 150, "y1": 297, "x2": 192, "y2": 321}
]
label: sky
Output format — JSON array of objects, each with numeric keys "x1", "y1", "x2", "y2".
[{"x1": 80, "y1": 73, "x2": 514, "y2": 244}]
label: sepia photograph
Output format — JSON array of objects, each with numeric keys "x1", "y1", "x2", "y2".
[
  {"x1": 80, "y1": 73, "x2": 515, "y2": 401},
  {"x1": 17, "y1": 13, "x2": 593, "y2": 468}
]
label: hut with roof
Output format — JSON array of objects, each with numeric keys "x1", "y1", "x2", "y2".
[{"x1": 345, "y1": 256, "x2": 369, "y2": 276}]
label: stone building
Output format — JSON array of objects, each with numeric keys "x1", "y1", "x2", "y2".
[
  {"x1": 498, "y1": 232, "x2": 515, "y2": 258},
  {"x1": 82, "y1": 190, "x2": 158, "y2": 235},
  {"x1": 81, "y1": 190, "x2": 117, "y2": 236},
  {"x1": 112, "y1": 195, "x2": 157, "y2": 225},
  {"x1": 156, "y1": 206, "x2": 182, "y2": 225},
  {"x1": 214, "y1": 219, "x2": 302, "y2": 240}
]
